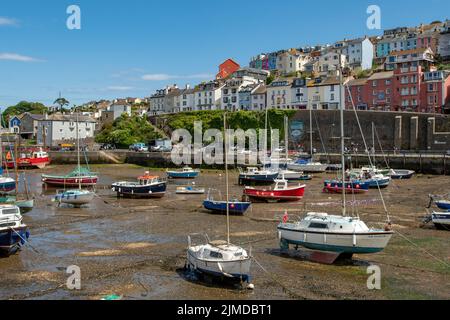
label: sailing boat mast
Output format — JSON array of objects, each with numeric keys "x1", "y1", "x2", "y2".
[
  {"x1": 372, "y1": 122, "x2": 376, "y2": 165},
  {"x1": 76, "y1": 112, "x2": 81, "y2": 190},
  {"x1": 284, "y1": 116, "x2": 289, "y2": 163},
  {"x1": 309, "y1": 108, "x2": 313, "y2": 159},
  {"x1": 224, "y1": 112, "x2": 230, "y2": 245},
  {"x1": 339, "y1": 64, "x2": 346, "y2": 217},
  {"x1": 264, "y1": 106, "x2": 268, "y2": 166}
]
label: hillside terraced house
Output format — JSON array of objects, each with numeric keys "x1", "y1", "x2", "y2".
[
  {"x1": 194, "y1": 80, "x2": 224, "y2": 111},
  {"x1": 291, "y1": 78, "x2": 308, "y2": 109},
  {"x1": 250, "y1": 84, "x2": 267, "y2": 111},
  {"x1": 276, "y1": 49, "x2": 311, "y2": 75},
  {"x1": 438, "y1": 20, "x2": 450, "y2": 61},
  {"x1": 318, "y1": 52, "x2": 347, "y2": 76},
  {"x1": 333, "y1": 37, "x2": 374, "y2": 70},
  {"x1": 266, "y1": 78, "x2": 294, "y2": 110},
  {"x1": 307, "y1": 77, "x2": 346, "y2": 110},
  {"x1": 36, "y1": 113, "x2": 96, "y2": 147},
  {"x1": 221, "y1": 76, "x2": 260, "y2": 110},
  {"x1": 174, "y1": 85, "x2": 195, "y2": 113}
]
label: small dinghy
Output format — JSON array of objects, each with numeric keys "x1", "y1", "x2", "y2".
[
  {"x1": 112, "y1": 172, "x2": 167, "y2": 198},
  {"x1": 389, "y1": 169, "x2": 415, "y2": 180},
  {"x1": 436, "y1": 200, "x2": 450, "y2": 210},
  {"x1": 203, "y1": 193, "x2": 251, "y2": 216},
  {"x1": 176, "y1": 185, "x2": 205, "y2": 195},
  {"x1": 428, "y1": 194, "x2": 450, "y2": 210},
  {"x1": 0, "y1": 176, "x2": 15, "y2": 193},
  {"x1": 54, "y1": 189, "x2": 95, "y2": 208},
  {"x1": 0, "y1": 204, "x2": 30, "y2": 256},
  {"x1": 167, "y1": 167, "x2": 200, "y2": 179},
  {"x1": 244, "y1": 178, "x2": 306, "y2": 203}
]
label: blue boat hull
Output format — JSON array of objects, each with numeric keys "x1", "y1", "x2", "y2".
[
  {"x1": 203, "y1": 200, "x2": 251, "y2": 215},
  {"x1": 0, "y1": 226, "x2": 30, "y2": 256},
  {"x1": 436, "y1": 201, "x2": 450, "y2": 210},
  {"x1": 366, "y1": 178, "x2": 390, "y2": 189},
  {"x1": 238, "y1": 173, "x2": 279, "y2": 185},
  {"x1": 324, "y1": 180, "x2": 370, "y2": 191},
  {"x1": 0, "y1": 181, "x2": 16, "y2": 193},
  {"x1": 112, "y1": 182, "x2": 167, "y2": 198},
  {"x1": 167, "y1": 172, "x2": 199, "y2": 179}
]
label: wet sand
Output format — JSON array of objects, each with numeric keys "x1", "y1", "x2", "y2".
[{"x1": 0, "y1": 164, "x2": 449, "y2": 300}]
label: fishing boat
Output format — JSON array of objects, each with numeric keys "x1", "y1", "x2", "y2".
[
  {"x1": 389, "y1": 169, "x2": 415, "y2": 180},
  {"x1": 4, "y1": 147, "x2": 50, "y2": 169},
  {"x1": 186, "y1": 113, "x2": 253, "y2": 287},
  {"x1": 42, "y1": 167, "x2": 98, "y2": 187},
  {"x1": 176, "y1": 185, "x2": 205, "y2": 195},
  {"x1": 0, "y1": 204, "x2": 30, "y2": 256},
  {"x1": 359, "y1": 166, "x2": 391, "y2": 176},
  {"x1": 112, "y1": 173, "x2": 167, "y2": 198},
  {"x1": 323, "y1": 180, "x2": 369, "y2": 194},
  {"x1": 431, "y1": 211, "x2": 450, "y2": 229},
  {"x1": 238, "y1": 167, "x2": 279, "y2": 185},
  {"x1": 278, "y1": 64, "x2": 393, "y2": 261},
  {"x1": 167, "y1": 167, "x2": 200, "y2": 179}
]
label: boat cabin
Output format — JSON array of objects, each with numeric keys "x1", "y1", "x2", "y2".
[
  {"x1": 0, "y1": 205, "x2": 22, "y2": 229},
  {"x1": 138, "y1": 173, "x2": 160, "y2": 185}
]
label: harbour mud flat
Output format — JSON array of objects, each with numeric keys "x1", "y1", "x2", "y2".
[{"x1": 0, "y1": 164, "x2": 449, "y2": 300}]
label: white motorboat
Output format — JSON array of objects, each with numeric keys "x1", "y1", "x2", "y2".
[
  {"x1": 0, "y1": 204, "x2": 30, "y2": 256},
  {"x1": 176, "y1": 186, "x2": 205, "y2": 194}
]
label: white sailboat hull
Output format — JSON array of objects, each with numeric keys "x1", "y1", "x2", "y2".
[
  {"x1": 187, "y1": 249, "x2": 251, "y2": 281},
  {"x1": 56, "y1": 192, "x2": 94, "y2": 205},
  {"x1": 278, "y1": 225, "x2": 393, "y2": 254}
]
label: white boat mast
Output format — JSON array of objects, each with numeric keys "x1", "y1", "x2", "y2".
[
  {"x1": 76, "y1": 112, "x2": 81, "y2": 190},
  {"x1": 224, "y1": 113, "x2": 230, "y2": 245},
  {"x1": 309, "y1": 108, "x2": 313, "y2": 159},
  {"x1": 339, "y1": 64, "x2": 346, "y2": 217},
  {"x1": 284, "y1": 116, "x2": 289, "y2": 163}
]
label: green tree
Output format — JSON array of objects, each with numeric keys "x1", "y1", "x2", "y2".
[
  {"x1": 2, "y1": 101, "x2": 48, "y2": 127},
  {"x1": 54, "y1": 97, "x2": 70, "y2": 111}
]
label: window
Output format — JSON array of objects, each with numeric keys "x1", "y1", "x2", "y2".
[
  {"x1": 209, "y1": 251, "x2": 223, "y2": 259},
  {"x1": 330, "y1": 85, "x2": 335, "y2": 92},
  {"x1": 330, "y1": 94, "x2": 335, "y2": 101},
  {"x1": 372, "y1": 80, "x2": 377, "y2": 87},
  {"x1": 308, "y1": 222, "x2": 328, "y2": 229}
]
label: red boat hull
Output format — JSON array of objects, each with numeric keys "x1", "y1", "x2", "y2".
[
  {"x1": 244, "y1": 185, "x2": 305, "y2": 202},
  {"x1": 4, "y1": 157, "x2": 51, "y2": 169},
  {"x1": 42, "y1": 176, "x2": 98, "y2": 187}
]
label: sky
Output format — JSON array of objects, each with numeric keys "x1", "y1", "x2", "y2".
[{"x1": 0, "y1": 0, "x2": 449, "y2": 109}]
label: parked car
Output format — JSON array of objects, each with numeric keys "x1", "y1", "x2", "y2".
[
  {"x1": 100, "y1": 143, "x2": 116, "y2": 150},
  {"x1": 129, "y1": 143, "x2": 148, "y2": 152}
]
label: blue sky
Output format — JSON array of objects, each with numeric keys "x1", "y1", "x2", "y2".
[{"x1": 0, "y1": 0, "x2": 448, "y2": 109}]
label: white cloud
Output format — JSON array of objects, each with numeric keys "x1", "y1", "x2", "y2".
[
  {"x1": 107, "y1": 86, "x2": 134, "y2": 91},
  {"x1": 141, "y1": 73, "x2": 214, "y2": 81},
  {"x1": 0, "y1": 53, "x2": 41, "y2": 62},
  {"x1": 0, "y1": 17, "x2": 18, "y2": 26}
]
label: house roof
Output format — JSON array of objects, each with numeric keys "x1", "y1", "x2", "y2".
[
  {"x1": 20, "y1": 113, "x2": 45, "y2": 121},
  {"x1": 368, "y1": 71, "x2": 394, "y2": 80},
  {"x1": 41, "y1": 113, "x2": 96, "y2": 123},
  {"x1": 348, "y1": 78, "x2": 369, "y2": 86},
  {"x1": 252, "y1": 84, "x2": 267, "y2": 94}
]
